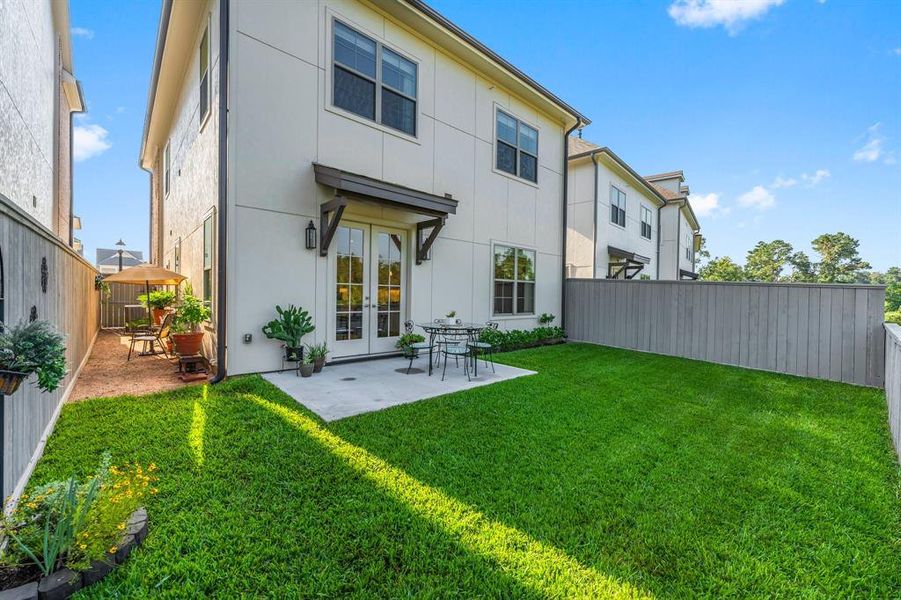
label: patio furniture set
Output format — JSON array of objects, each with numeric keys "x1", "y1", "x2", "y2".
[{"x1": 405, "y1": 319, "x2": 499, "y2": 380}]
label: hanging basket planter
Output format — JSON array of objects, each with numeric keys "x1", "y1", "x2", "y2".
[{"x1": 0, "y1": 370, "x2": 28, "y2": 395}]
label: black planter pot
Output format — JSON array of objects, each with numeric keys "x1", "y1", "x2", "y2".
[
  {"x1": 284, "y1": 346, "x2": 304, "y2": 362},
  {"x1": 299, "y1": 363, "x2": 315, "y2": 378},
  {"x1": 0, "y1": 371, "x2": 27, "y2": 395}
]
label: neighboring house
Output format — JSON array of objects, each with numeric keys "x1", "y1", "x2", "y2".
[
  {"x1": 0, "y1": 0, "x2": 99, "y2": 500},
  {"x1": 96, "y1": 248, "x2": 145, "y2": 274},
  {"x1": 644, "y1": 171, "x2": 701, "y2": 280},
  {"x1": 566, "y1": 137, "x2": 701, "y2": 280},
  {"x1": 141, "y1": 0, "x2": 589, "y2": 374}
]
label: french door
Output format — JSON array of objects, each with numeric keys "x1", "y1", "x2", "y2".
[{"x1": 331, "y1": 221, "x2": 406, "y2": 357}]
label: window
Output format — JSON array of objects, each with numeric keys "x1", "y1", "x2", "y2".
[
  {"x1": 332, "y1": 20, "x2": 417, "y2": 136},
  {"x1": 199, "y1": 22, "x2": 210, "y2": 125},
  {"x1": 610, "y1": 186, "x2": 626, "y2": 227},
  {"x1": 174, "y1": 238, "x2": 181, "y2": 273},
  {"x1": 203, "y1": 214, "x2": 214, "y2": 303},
  {"x1": 495, "y1": 110, "x2": 538, "y2": 183},
  {"x1": 493, "y1": 245, "x2": 535, "y2": 315},
  {"x1": 163, "y1": 142, "x2": 170, "y2": 197},
  {"x1": 640, "y1": 206, "x2": 652, "y2": 239}
]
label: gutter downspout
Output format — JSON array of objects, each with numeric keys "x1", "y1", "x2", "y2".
[
  {"x1": 675, "y1": 203, "x2": 681, "y2": 280},
  {"x1": 69, "y1": 82, "x2": 85, "y2": 248},
  {"x1": 590, "y1": 152, "x2": 599, "y2": 279},
  {"x1": 655, "y1": 202, "x2": 663, "y2": 279},
  {"x1": 561, "y1": 120, "x2": 582, "y2": 333},
  {"x1": 210, "y1": 0, "x2": 229, "y2": 384}
]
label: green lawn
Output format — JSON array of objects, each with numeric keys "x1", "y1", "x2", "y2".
[{"x1": 29, "y1": 343, "x2": 900, "y2": 598}]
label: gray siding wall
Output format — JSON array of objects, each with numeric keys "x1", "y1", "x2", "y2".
[
  {"x1": 885, "y1": 324, "x2": 901, "y2": 462},
  {"x1": 1, "y1": 197, "x2": 100, "y2": 499},
  {"x1": 565, "y1": 279, "x2": 886, "y2": 388}
]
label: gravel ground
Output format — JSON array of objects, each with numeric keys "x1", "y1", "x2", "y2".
[{"x1": 69, "y1": 330, "x2": 203, "y2": 402}]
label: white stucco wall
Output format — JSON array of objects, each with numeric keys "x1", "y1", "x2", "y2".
[
  {"x1": 0, "y1": 0, "x2": 56, "y2": 228},
  {"x1": 218, "y1": 0, "x2": 569, "y2": 372}
]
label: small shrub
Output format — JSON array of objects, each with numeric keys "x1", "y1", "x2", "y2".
[
  {"x1": 1, "y1": 454, "x2": 158, "y2": 575},
  {"x1": 137, "y1": 290, "x2": 176, "y2": 310},
  {"x1": 537, "y1": 313, "x2": 555, "y2": 325},
  {"x1": 885, "y1": 311, "x2": 901, "y2": 325},
  {"x1": 173, "y1": 292, "x2": 211, "y2": 333},
  {"x1": 479, "y1": 325, "x2": 565, "y2": 353},
  {"x1": 396, "y1": 334, "x2": 425, "y2": 355}
]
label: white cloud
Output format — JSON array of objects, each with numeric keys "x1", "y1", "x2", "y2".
[
  {"x1": 892, "y1": 48, "x2": 901, "y2": 56},
  {"x1": 801, "y1": 169, "x2": 831, "y2": 186},
  {"x1": 853, "y1": 123, "x2": 888, "y2": 163},
  {"x1": 688, "y1": 192, "x2": 722, "y2": 217},
  {"x1": 667, "y1": 0, "x2": 785, "y2": 34},
  {"x1": 71, "y1": 27, "x2": 94, "y2": 39},
  {"x1": 73, "y1": 123, "x2": 111, "y2": 161},
  {"x1": 737, "y1": 185, "x2": 775, "y2": 210},
  {"x1": 770, "y1": 175, "x2": 797, "y2": 189}
]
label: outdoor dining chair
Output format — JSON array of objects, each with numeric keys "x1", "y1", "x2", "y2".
[
  {"x1": 440, "y1": 328, "x2": 472, "y2": 382},
  {"x1": 467, "y1": 320, "x2": 498, "y2": 374},
  {"x1": 128, "y1": 311, "x2": 173, "y2": 361},
  {"x1": 403, "y1": 320, "x2": 434, "y2": 374}
]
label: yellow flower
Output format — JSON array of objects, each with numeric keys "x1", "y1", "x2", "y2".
[
  {"x1": 148, "y1": 463, "x2": 157, "y2": 471},
  {"x1": 117, "y1": 522, "x2": 126, "y2": 531},
  {"x1": 150, "y1": 488, "x2": 159, "y2": 495},
  {"x1": 108, "y1": 546, "x2": 118, "y2": 554},
  {"x1": 79, "y1": 543, "x2": 86, "y2": 550}
]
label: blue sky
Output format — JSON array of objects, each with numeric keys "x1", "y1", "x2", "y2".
[{"x1": 70, "y1": 0, "x2": 900, "y2": 270}]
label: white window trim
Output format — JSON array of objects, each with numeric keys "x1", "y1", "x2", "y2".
[
  {"x1": 609, "y1": 184, "x2": 626, "y2": 229},
  {"x1": 490, "y1": 241, "x2": 537, "y2": 317},
  {"x1": 163, "y1": 141, "x2": 170, "y2": 198},
  {"x1": 199, "y1": 15, "x2": 212, "y2": 132},
  {"x1": 491, "y1": 104, "x2": 540, "y2": 187},
  {"x1": 324, "y1": 11, "x2": 422, "y2": 145},
  {"x1": 640, "y1": 205, "x2": 652, "y2": 240}
]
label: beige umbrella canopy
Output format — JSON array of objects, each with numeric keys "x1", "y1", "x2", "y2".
[{"x1": 104, "y1": 264, "x2": 186, "y2": 323}]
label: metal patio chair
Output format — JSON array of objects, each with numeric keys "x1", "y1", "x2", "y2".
[
  {"x1": 403, "y1": 320, "x2": 434, "y2": 374},
  {"x1": 467, "y1": 320, "x2": 498, "y2": 374},
  {"x1": 440, "y1": 329, "x2": 471, "y2": 381},
  {"x1": 128, "y1": 312, "x2": 173, "y2": 361}
]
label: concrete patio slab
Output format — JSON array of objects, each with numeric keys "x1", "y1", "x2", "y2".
[{"x1": 263, "y1": 356, "x2": 535, "y2": 421}]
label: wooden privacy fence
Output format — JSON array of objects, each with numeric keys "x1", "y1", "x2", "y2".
[
  {"x1": 100, "y1": 282, "x2": 171, "y2": 329},
  {"x1": 1, "y1": 198, "x2": 100, "y2": 500},
  {"x1": 565, "y1": 279, "x2": 886, "y2": 388},
  {"x1": 884, "y1": 324, "x2": 901, "y2": 461}
]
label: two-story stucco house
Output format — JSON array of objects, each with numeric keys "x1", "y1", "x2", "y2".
[
  {"x1": 566, "y1": 137, "x2": 701, "y2": 281},
  {"x1": 141, "y1": 0, "x2": 589, "y2": 375}
]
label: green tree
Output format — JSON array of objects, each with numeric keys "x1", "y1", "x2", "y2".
[
  {"x1": 811, "y1": 232, "x2": 871, "y2": 283},
  {"x1": 744, "y1": 240, "x2": 795, "y2": 282},
  {"x1": 699, "y1": 256, "x2": 745, "y2": 281},
  {"x1": 788, "y1": 251, "x2": 816, "y2": 282}
]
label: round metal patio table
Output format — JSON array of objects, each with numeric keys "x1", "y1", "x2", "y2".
[{"x1": 416, "y1": 322, "x2": 488, "y2": 376}]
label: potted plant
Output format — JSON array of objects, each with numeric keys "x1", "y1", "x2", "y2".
[
  {"x1": 298, "y1": 352, "x2": 315, "y2": 378},
  {"x1": 538, "y1": 313, "x2": 555, "y2": 326},
  {"x1": 262, "y1": 305, "x2": 314, "y2": 363},
  {"x1": 139, "y1": 290, "x2": 176, "y2": 325},
  {"x1": 170, "y1": 290, "x2": 210, "y2": 356},
  {"x1": 0, "y1": 320, "x2": 67, "y2": 395},
  {"x1": 307, "y1": 343, "x2": 329, "y2": 373},
  {"x1": 445, "y1": 310, "x2": 457, "y2": 325},
  {"x1": 396, "y1": 333, "x2": 425, "y2": 357}
]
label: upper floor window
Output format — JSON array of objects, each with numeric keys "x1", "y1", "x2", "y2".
[
  {"x1": 610, "y1": 186, "x2": 626, "y2": 227},
  {"x1": 199, "y1": 21, "x2": 210, "y2": 126},
  {"x1": 495, "y1": 110, "x2": 538, "y2": 183},
  {"x1": 332, "y1": 20, "x2": 417, "y2": 136},
  {"x1": 493, "y1": 244, "x2": 535, "y2": 315},
  {"x1": 163, "y1": 142, "x2": 171, "y2": 197},
  {"x1": 640, "y1": 205, "x2": 652, "y2": 239}
]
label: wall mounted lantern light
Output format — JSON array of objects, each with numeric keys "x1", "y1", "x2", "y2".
[{"x1": 305, "y1": 220, "x2": 317, "y2": 250}]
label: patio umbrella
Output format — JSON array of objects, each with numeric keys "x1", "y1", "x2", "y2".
[{"x1": 103, "y1": 264, "x2": 186, "y2": 324}]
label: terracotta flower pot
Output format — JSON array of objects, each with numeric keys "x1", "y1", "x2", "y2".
[
  {"x1": 313, "y1": 357, "x2": 325, "y2": 373},
  {"x1": 172, "y1": 331, "x2": 204, "y2": 355},
  {"x1": 152, "y1": 308, "x2": 168, "y2": 325},
  {"x1": 0, "y1": 370, "x2": 27, "y2": 395}
]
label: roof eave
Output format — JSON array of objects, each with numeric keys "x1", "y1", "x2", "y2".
[{"x1": 139, "y1": 0, "x2": 173, "y2": 170}]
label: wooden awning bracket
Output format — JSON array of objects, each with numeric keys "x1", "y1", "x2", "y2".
[
  {"x1": 607, "y1": 261, "x2": 645, "y2": 280},
  {"x1": 416, "y1": 217, "x2": 445, "y2": 265},
  {"x1": 319, "y1": 195, "x2": 347, "y2": 257}
]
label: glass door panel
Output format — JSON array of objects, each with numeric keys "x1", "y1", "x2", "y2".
[
  {"x1": 332, "y1": 224, "x2": 369, "y2": 356},
  {"x1": 370, "y1": 228, "x2": 404, "y2": 353}
]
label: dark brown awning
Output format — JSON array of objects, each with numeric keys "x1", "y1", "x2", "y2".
[
  {"x1": 313, "y1": 163, "x2": 457, "y2": 217},
  {"x1": 607, "y1": 245, "x2": 651, "y2": 265}
]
